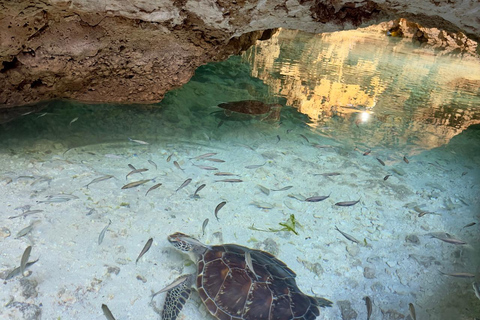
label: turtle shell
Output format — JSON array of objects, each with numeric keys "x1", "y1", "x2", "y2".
[{"x1": 195, "y1": 244, "x2": 321, "y2": 320}]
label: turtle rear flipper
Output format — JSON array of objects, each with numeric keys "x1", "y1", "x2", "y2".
[{"x1": 161, "y1": 275, "x2": 194, "y2": 320}]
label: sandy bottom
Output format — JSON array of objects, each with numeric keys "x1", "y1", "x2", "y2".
[{"x1": 1, "y1": 118, "x2": 479, "y2": 320}]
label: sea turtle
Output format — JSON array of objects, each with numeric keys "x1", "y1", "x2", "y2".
[
  {"x1": 215, "y1": 100, "x2": 282, "y2": 122},
  {"x1": 159, "y1": 232, "x2": 332, "y2": 320}
]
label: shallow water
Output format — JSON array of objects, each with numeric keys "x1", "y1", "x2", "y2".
[{"x1": 0, "y1": 29, "x2": 479, "y2": 320}]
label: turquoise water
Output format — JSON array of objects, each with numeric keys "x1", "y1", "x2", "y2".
[{"x1": 0, "y1": 29, "x2": 479, "y2": 320}]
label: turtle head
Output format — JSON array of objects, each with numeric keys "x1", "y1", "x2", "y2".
[{"x1": 168, "y1": 232, "x2": 210, "y2": 256}]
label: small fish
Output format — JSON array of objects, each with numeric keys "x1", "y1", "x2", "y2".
[
  {"x1": 364, "y1": 296, "x2": 372, "y2": 320},
  {"x1": 15, "y1": 221, "x2": 39, "y2": 238},
  {"x1": 173, "y1": 161, "x2": 184, "y2": 171},
  {"x1": 305, "y1": 195, "x2": 330, "y2": 202},
  {"x1": 69, "y1": 117, "x2": 78, "y2": 126},
  {"x1": 204, "y1": 158, "x2": 225, "y2": 163},
  {"x1": 288, "y1": 193, "x2": 306, "y2": 201},
  {"x1": 276, "y1": 135, "x2": 281, "y2": 143},
  {"x1": 101, "y1": 304, "x2": 116, "y2": 320},
  {"x1": 136, "y1": 238, "x2": 153, "y2": 264},
  {"x1": 286, "y1": 129, "x2": 292, "y2": 134},
  {"x1": 334, "y1": 226, "x2": 360, "y2": 244},
  {"x1": 166, "y1": 154, "x2": 173, "y2": 162},
  {"x1": 272, "y1": 186, "x2": 293, "y2": 191},
  {"x1": 128, "y1": 164, "x2": 136, "y2": 170},
  {"x1": 403, "y1": 156, "x2": 409, "y2": 164},
  {"x1": 462, "y1": 222, "x2": 476, "y2": 229},
  {"x1": 335, "y1": 199, "x2": 360, "y2": 206},
  {"x1": 128, "y1": 137, "x2": 149, "y2": 145},
  {"x1": 98, "y1": 219, "x2": 112, "y2": 245},
  {"x1": 417, "y1": 210, "x2": 439, "y2": 217},
  {"x1": 37, "y1": 112, "x2": 48, "y2": 118},
  {"x1": 37, "y1": 194, "x2": 79, "y2": 203},
  {"x1": 217, "y1": 120, "x2": 224, "y2": 128},
  {"x1": 5, "y1": 259, "x2": 39, "y2": 280},
  {"x1": 202, "y1": 218, "x2": 209, "y2": 236},
  {"x1": 299, "y1": 134, "x2": 310, "y2": 143},
  {"x1": 433, "y1": 237, "x2": 467, "y2": 245},
  {"x1": 214, "y1": 172, "x2": 237, "y2": 176},
  {"x1": 126, "y1": 168, "x2": 148, "y2": 179},
  {"x1": 245, "y1": 163, "x2": 265, "y2": 169},
  {"x1": 176, "y1": 178, "x2": 192, "y2": 192},
  {"x1": 193, "y1": 164, "x2": 218, "y2": 170},
  {"x1": 193, "y1": 184, "x2": 206, "y2": 198},
  {"x1": 148, "y1": 160, "x2": 157, "y2": 170},
  {"x1": 316, "y1": 172, "x2": 341, "y2": 177},
  {"x1": 121, "y1": 179, "x2": 151, "y2": 189},
  {"x1": 215, "y1": 179, "x2": 243, "y2": 183},
  {"x1": 473, "y1": 282, "x2": 480, "y2": 300},
  {"x1": 383, "y1": 174, "x2": 391, "y2": 181},
  {"x1": 257, "y1": 185, "x2": 270, "y2": 196},
  {"x1": 20, "y1": 246, "x2": 32, "y2": 277},
  {"x1": 215, "y1": 201, "x2": 226, "y2": 220},
  {"x1": 194, "y1": 153, "x2": 217, "y2": 160},
  {"x1": 245, "y1": 251, "x2": 258, "y2": 278},
  {"x1": 376, "y1": 158, "x2": 385, "y2": 166},
  {"x1": 409, "y1": 303, "x2": 416, "y2": 320},
  {"x1": 8, "y1": 210, "x2": 43, "y2": 219},
  {"x1": 250, "y1": 201, "x2": 274, "y2": 209},
  {"x1": 363, "y1": 149, "x2": 371, "y2": 156},
  {"x1": 145, "y1": 183, "x2": 162, "y2": 196},
  {"x1": 85, "y1": 175, "x2": 114, "y2": 188},
  {"x1": 439, "y1": 271, "x2": 475, "y2": 278}
]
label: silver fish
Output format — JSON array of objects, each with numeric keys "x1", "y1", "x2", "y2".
[
  {"x1": 121, "y1": 179, "x2": 151, "y2": 189},
  {"x1": 245, "y1": 163, "x2": 265, "y2": 169},
  {"x1": 98, "y1": 219, "x2": 112, "y2": 245},
  {"x1": 69, "y1": 117, "x2": 78, "y2": 126},
  {"x1": 176, "y1": 178, "x2": 192, "y2": 192},
  {"x1": 431, "y1": 234, "x2": 467, "y2": 245},
  {"x1": 288, "y1": 193, "x2": 306, "y2": 201},
  {"x1": 128, "y1": 137, "x2": 149, "y2": 145},
  {"x1": 193, "y1": 184, "x2": 206, "y2": 198},
  {"x1": 126, "y1": 168, "x2": 148, "y2": 179},
  {"x1": 193, "y1": 153, "x2": 217, "y2": 160},
  {"x1": 202, "y1": 218, "x2": 209, "y2": 236},
  {"x1": 257, "y1": 185, "x2": 270, "y2": 196},
  {"x1": 8, "y1": 209, "x2": 43, "y2": 219},
  {"x1": 334, "y1": 226, "x2": 360, "y2": 244},
  {"x1": 102, "y1": 304, "x2": 116, "y2": 320},
  {"x1": 335, "y1": 199, "x2": 360, "y2": 206},
  {"x1": 173, "y1": 161, "x2": 184, "y2": 171},
  {"x1": 439, "y1": 271, "x2": 475, "y2": 278},
  {"x1": 214, "y1": 172, "x2": 237, "y2": 176},
  {"x1": 167, "y1": 154, "x2": 173, "y2": 162},
  {"x1": 20, "y1": 246, "x2": 32, "y2": 277},
  {"x1": 473, "y1": 282, "x2": 480, "y2": 300},
  {"x1": 245, "y1": 251, "x2": 258, "y2": 278},
  {"x1": 364, "y1": 296, "x2": 372, "y2": 320},
  {"x1": 15, "y1": 221, "x2": 39, "y2": 238},
  {"x1": 145, "y1": 183, "x2": 162, "y2": 196},
  {"x1": 37, "y1": 194, "x2": 78, "y2": 203},
  {"x1": 148, "y1": 160, "x2": 157, "y2": 170},
  {"x1": 193, "y1": 164, "x2": 218, "y2": 170},
  {"x1": 250, "y1": 201, "x2": 274, "y2": 209},
  {"x1": 215, "y1": 179, "x2": 243, "y2": 183},
  {"x1": 136, "y1": 238, "x2": 153, "y2": 264},
  {"x1": 5, "y1": 258, "x2": 39, "y2": 280},
  {"x1": 85, "y1": 175, "x2": 114, "y2": 188},
  {"x1": 409, "y1": 303, "x2": 416, "y2": 320},
  {"x1": 204, "y1": 158, "x2": 225, "y2": 163},
  {"x1": 215, "y1": 201, "x2": 226, "y2": 221},
  {"x1": 305, "y1": 195, "x2": 330, "y2": 202},
  {"x1": 272, "y1": 186, "x2": 293, "y2": 191}
]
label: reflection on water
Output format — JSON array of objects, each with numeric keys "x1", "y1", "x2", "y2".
[
  {"x1": 243, "y1": 29, "x2": 480, "y2": 153},
  {"x1": 0, "y1": 29, "x2": 479, "y2": 320}
]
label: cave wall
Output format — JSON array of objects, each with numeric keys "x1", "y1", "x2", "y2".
[{"x1": 1, "y1": 0, "x2": 479, "y2": 108}]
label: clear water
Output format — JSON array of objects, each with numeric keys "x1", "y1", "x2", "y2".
[{"x1": 0, "y1": 29, "x2": 479, "y2": 320}]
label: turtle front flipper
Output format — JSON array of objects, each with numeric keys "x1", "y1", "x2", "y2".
[{"x1": 161, "y1": 274, "x2": 194, "y2": 320}]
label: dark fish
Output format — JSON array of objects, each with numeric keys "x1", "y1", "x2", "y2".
[
  {"x1": 193, "y1": 164, "x2": 218, "y2": 170},
  {"x1": 215, "y1": 179, "x2": 243, "y2": 183},
  {"x1": 98, "y1": 219, "x2": 112, "y2": 245},
  {"x1": 363, "y1": 149, "x2": 371, "y2": 156},
  {"x1": 126, "y1": 168, "x2": 148, "y2": 179},
  {"x1": 121, "y1": 179, "x2": 151, "y2": 189},
  {"x1": 272, "y1": 186, "x2": 293, "y2": 191},
  {"x1": 409, "y1": 303, "x2": 416, "y2": 320},
  {"x1": 214, "y1": 172, "x2": 237, "y2": 176},
  {"x1": 136, "y1": 238, "x2": 153, "y2": 264},
  {"x1": 20, "y1": 246, "x2": 32, "y2": 277},
  {"x1": 316, "y1": 172, "x2": 341, "y2": 177},
  {"x1": 245, "y1": 163, "x2": 265, "y2": 169},
  {"x1": 193, "y1": 184, "x2": 206, "y2": 198},
  {"x1": 335, "y1": 199, "x2": 360, "y2": 206},
  {"x1": 85, "y1": 175, "x2": 114, "y2": 188},
  {"x1": 102, "y1": 304, "x2": 116, "y2": 320},
  {"x1": 383, "y1": 174, "x2": 391, "y2": 181},
  {"x1": 166, "y1": 154, "x2": 173, "y2": 162},
  {"x1": 128, "y1": 164, "x2": 136, "y2": 170},
  {"x1": 305, "y1": 195, "x2": 330, "y2": 202},
  {"x1": 439, "y1": 271, "x2": 475, "y2": 278},
  {"x1": 176, "y1": 178, "x2": 192, "y2": 192},
  {"x1": 202, "y1": 218, "x2": 209, "y2": 236},
  {"x1": 334, "y1": 226, "x2": 360, "y2": 244},
  {"x1": 145, "y1": 183, "x2": 162, "y2": 196},
  {"x1": 286, "y1": 129, "x2": 292, "y2": 134},
  {"x1": 8, "y1": 209, "x2": 43, "y2": 219},
  {"x1": 276, "y1": 135, "x2": 281, "y2": 143},
  {"x1": 364, "y1": 296, "x2": 372, "y2": 320},
  {"x1": 403, "y1": 156, "x2": 409, "y2": 164},
  {"x1": 5, "y1": 258, "x2": 39, "y2": 280},
  {"x1": 299, "y1": 134, "x2": 310, "y2": 143},
  {"x1": 173, "y1": 161, "x2": 184, "y2": 171},
  {"x1": 204, "y1": 158, "x2": 225, "y2": 163},
  {"x1": 148, "y1": 160, "x2": 157, "y2": 170},
  {"x1": 214, "y1": 201, "x2": 226, "y2": 221},
  {"x1": 376, "y1": 158, "x2": 385, "y2": 166},
  {"x1": 217, "y1": 120, "x2": 224, "y2": 128},
  {"x1": 462, "y1": 222, "x2": 476, "y2": 229}
]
